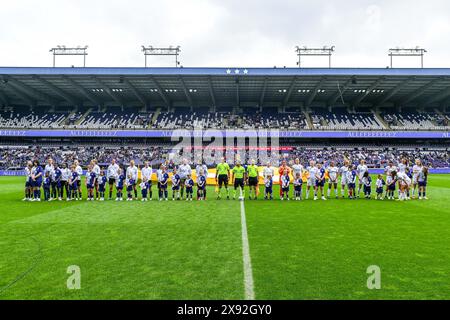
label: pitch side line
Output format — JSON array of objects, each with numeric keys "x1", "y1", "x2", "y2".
[{"x1": 240, "y1": 189, "x2": 255, "y2": 300}]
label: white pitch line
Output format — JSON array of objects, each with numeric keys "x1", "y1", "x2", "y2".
[{"x1": 240, "y1": 188, "x2": 255, "y2": 300}]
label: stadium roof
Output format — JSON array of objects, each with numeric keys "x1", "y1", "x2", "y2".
[{"x1": 1, "y1": 67, "x2": 450, "y2": 109}]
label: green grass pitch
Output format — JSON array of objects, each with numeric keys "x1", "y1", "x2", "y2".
[{"x1": 0, "y1": 175, "x2": 449, "y2": 300}]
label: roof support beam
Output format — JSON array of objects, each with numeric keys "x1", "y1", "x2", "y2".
[
  {"x1": 208, "y1": 76, "x2": 216, "y2": 107},
  {"x1": 259, "y1": 77, "x2": 268, "y2": 107},
  {"x1": 328, "y1": 78, "x2": 352, "y2": 106},
  {"x1": 179, "y1": 77, "x2": 193, "y2": 107},
  {"x1": 93, "y1": 77, "x2": 124, "y2": 106},
  {"x1": 33, "y1": 76, "x2": 80, "y2": 106},
  {"x1": 306, "y1": 77, "x2": 326, "y2": 107},
  {"x1": 423, "y1": 85, "x2": 450, "y2": 106},
  {"x1": 123, "y1": 78, "x2": 147, "y2": 106},
  {"x1": 441, "y1": 96, "x2": 450, "y2": 108},
  {"x1": 283, "y1": 77, "x2": 297, "y2": 107},
  {"x1": 3, "y1": 85, "x2": 35, "y2": 106},
  {"x1": 400, "y1": 78, "x2": 443, "y2": 106},
  {"x1": 1, "y1": 77, "x2": 35, "y2": 107},
  {"x1": 5, "y1": 76, "x2": 56, "y2": 106},
  {"x1": 0, "y1": 89, "x2": 9, "y2": 106},
  {"x1": 63, "y1": 76, "x2": 101, "y2": 106},
  {"x1": 236, "y1": 78, "x2": 240, "y2": 107},
  {"x1": 150, "y1": 77, "x2": 170, "y2": 108},
  {"x1": 374, "y1": 77, "x2": 415, "y2": 107},
  {"x1": 352, "y1": 77, "x2": 385, "y2": 107}
]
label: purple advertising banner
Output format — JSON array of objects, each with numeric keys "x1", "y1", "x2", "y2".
[
  {"x1": 1, "y1": 169, "x2": 449, "y2": 177},
  {"x1": 0, "y1": 129, "x2": 449, "y2": 139}
]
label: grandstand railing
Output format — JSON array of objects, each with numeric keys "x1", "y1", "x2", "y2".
[
  {"x1": 2, "y1": 168, "x2": 449, "y2": 177},
  {"x1": 0, "y1": 129, "x2": 448, "y2": 139},
  {"x1": 0, "y1": 126, "x2": 449, "y2": 132}
]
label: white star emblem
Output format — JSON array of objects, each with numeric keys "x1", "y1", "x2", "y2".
[
  {"x1": 234, "y1": 69, "x2": 240, "y2": 74},
  {"x1": 226, "y1": 69, "x2": 231, "y2": 74},
  {"x1": 243, "y1": 69, "x2": 248, "y2": 74}
]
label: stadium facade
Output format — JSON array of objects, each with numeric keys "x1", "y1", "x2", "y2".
[{"x1": 1, "y1": 67, "x2": 450, "y2": 110}]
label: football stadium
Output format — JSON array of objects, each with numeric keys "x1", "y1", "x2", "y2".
[
  {"x1": 0, "y1": 66, "x2": 449, "y2": 301},
  {"x1": 1, "y1": 1, "x2": 450, "y2": 306}
]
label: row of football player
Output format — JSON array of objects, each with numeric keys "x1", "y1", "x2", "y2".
[
  {"x1": 274, "y1": 165, "x2": 429, "y2": 201},
  {"x1": 22, "y1": 157, "x2": 429, "y2": 202},
  {"x1": 23, "y1": 167, "x2": 429, "y2": 202},
  {"x1": 211, "y1": 158, "x2": 429, "y2": 201},
  {"x1": 22, "y1": 159, "x2": 209, "y2": 202}
]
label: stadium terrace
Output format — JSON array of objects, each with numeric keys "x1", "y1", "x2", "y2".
[
  {"x1": 0, "y1": 67, "x2": 449, "y2": 132},
  {"x1": 0, "y1": 66, "x2": 448, "y2": 172},
  {"x1": 0, "y1": 66, "x2": 449, "y2": 301}
]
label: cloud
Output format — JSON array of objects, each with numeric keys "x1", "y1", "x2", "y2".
[{"x1": 0, "y1": 0, "x2": 449, "y2": 68}]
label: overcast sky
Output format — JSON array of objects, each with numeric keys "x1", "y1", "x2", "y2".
[{"x1": 1, "y1": 0, "x2": 449, "y2": 68}]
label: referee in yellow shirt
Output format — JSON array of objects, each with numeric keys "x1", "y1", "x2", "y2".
[
  {"x1": 215, "y1": 157, "x2": 230, "y2": 200},
  {"x1": 231, "y1": 161, "x2": 246, "y2": 200},
  {"x1": 246, "y1": 159, "x2": 260, "y2": 200}
]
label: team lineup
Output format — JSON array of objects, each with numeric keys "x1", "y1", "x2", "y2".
[{"x1": 22, "y1": 155, "x2": 430, "y2": 202}]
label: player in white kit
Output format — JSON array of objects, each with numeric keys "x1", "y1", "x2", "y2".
[
  {"x1": 292, "y1": 158, "x2": 304, "y2": 181},
  {"x1": 291, "y1": 158, "x2": 303, "y2": 197},
  {"x1": 262, "y1": 161, "x2": 274, "y2": 180},
  {"x1": 74, "y1": 160, "x2": 83, "y2": 200},
  {"x1": 91, "y1": 159, "x2": 101, "y2": 200},
  {"x1": 44, "y1": 158, "x2": 55, "y2": 201},
  {"x1": 356, "y1": 160, "x2": 368, "y2": 198},
  {"x1": 397, "y1": 158, "x2": 408, "y2": 174},
  {"x1": 306, "y1": 160, "x2": 317, "y2": 200},
  {"x1": 397, "y1": 158, "x2": 409, "y2": 199},
  {"x1": 107, "y1": 159, "x2": 120, "y2": 200},
  {"x1": 178, "y1": 158, "x2": 192, "y2": 199},
  {"x1": 23, "y1": 161, "x2": 33, "y2": 201},
  {"x1": 60, "y1": 163, "x2": 71, "y2": 200},
  {"x1": 396, "y1": 171, "x2": 411, "y2": 201},
  {"x1": 126, "y1": 160, "x2": 139, "y2": 200},
  {"x1": 141, "y1": 161, "x2": 153, "y2": 200},
  {"x1": 327, "y1": 161, "x2": 339, "y2": 199},
  {"x1": 340, "y1": 159, "x2": 350, "y2": 198},
  {"x1": 411, "y1": 159, "x2": 423, "y2": 199},
  {"x1": 384, "y1": 161, "x2": 397, "y2": 177}
]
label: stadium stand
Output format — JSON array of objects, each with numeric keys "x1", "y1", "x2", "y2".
[
  {"x1": 240, "y1": 110, "x2": 309, "y2": 130},
  {"x1": 285, "y1": 147, "x2": 450, "y2": 169},
  {"x1": 64, "y1": 111, "x2": 84, "y2": 126},
  {"x1": 0, "y1": 109, "x2": 68, "y2": 129},
  {"x1": 382, "y1": 111, "x2": 449, "y2": 130},
  {"x1": 310, "y1": 108, "x2": 384, "y2": 130},
  {"x1": 0, "y1": 107, "x2": 448, "y2": 131},
  {"x1": 152, "y1": 110, "x2": 231, "y2": 130},
  {"x1": 1, "y1": 145, "x2": 448, "y2": 170},
  {"x1": 0, "y1": 145, "x2": 168, "y2": 169},
  {"x1": 76, "y1": 109, "x2": 143, "y2": 129},
  {"x1": 0, "y1": 108, "x2": 450, "y2": 131},
  {"x1": 152, "y1": 109, "x2": 310, "y2": 130}
]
